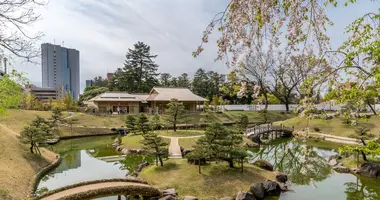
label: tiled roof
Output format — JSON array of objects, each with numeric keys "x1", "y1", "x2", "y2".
[{"x1": 89, "y1": 92, "x2": 146, "y2": 102}]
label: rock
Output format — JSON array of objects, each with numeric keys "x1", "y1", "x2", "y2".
[
  {"x1": 253, "y1": 160, "x2": 274, "y2": 171},
  {"x1": 159, "y1": 196, "x2": 176, "y2": 200},
  {"x1": 358, "y1": 162, "x2": 380, "y2": 178},
  {"x1": 182, "y1": 149, "x2": 193, "y2": 157},
  {"x1": 263, "y1": 180, "x2": 281, "y2": 196},
  {"x1": 328, "y1": 159, "x2": 338, "y2": 166},
  {"x1": 115, "y1": 146, "x2": 122, "y2": 151},
  {"x1": 244, "y1": 142, "x2": 260, "y2": 148},
  {"x1": 219, "y1": 197, "x2": 234, "y2": 200},
  {"x1": 182, "y1": 196, "x2": 198, "y2": 200},
  {"x1": 162, "y1": 188, "x2": 177, "y2": 197},
  {"x1": 121, "y1": 148, "x2": 130, "y2": 155},
  {"x1": 249, "y1": 183, "x2": 264, "y2": 200},
  {"x1": 333, "y1": 166, "x2": 351, "y2": 173},
  {"x1": 275, "y1": 173, "x2": 288, "y2": 183},
  {"x1": 328, "y1": 155, "x2": 342, "y2": 162},
  {"x1": 235, "y1": 191, "x2": 255, "y2": 200}
]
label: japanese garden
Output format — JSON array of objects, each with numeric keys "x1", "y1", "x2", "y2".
[{"x1": 0, "y1": 1, "x2": 380, "y2": 200}]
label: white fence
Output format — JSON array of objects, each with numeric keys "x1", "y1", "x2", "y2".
[{"x1": 202, "y1": 104, "x2": 380, "y2": 112}]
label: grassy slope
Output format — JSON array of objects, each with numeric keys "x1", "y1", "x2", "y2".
[
  {"x1": 139, "y1": 159, "x2": 275, "y2": 199},
  {"x1": 0, "y1": 109, "x2": 53, "y2": 133},
  {"x1": 179, "y1": 138, "x2": 199, "y2": 149},
  {"x1": 0, "y1": 125, "x2": 56, "y2": 200},
  {"x1": 276, "y1": 115, "x2": 380, "y2": 137},
  {"x1": 156, "y1": 130, "x2": 204, "y2": 137}
]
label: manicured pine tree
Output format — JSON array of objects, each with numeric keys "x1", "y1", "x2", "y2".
[{"x1": 166, "y1": 98, "x2": 187, "y2": 132}]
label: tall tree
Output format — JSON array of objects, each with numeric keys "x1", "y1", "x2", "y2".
[
  {"x1": 92, "y1": 76, "x2": 108, "y2": 87},
  {"x1": 63, "y1": 92, "x2": 74, "y2": 111},
  {"x1": 0, "y1": 70, "x2": 26, "y2": 114},
  {"x1": 125, "y1": 115, "x2": 136, "y2": 133},
  {"x1": 192, "y1": 68, "x2": 210, "y2": 98},
  {"x1": 166, "y1": 98, "x2": 187, "y2": 132},
  {"x1": 111, "y1": 42, "x2": 159, "y2": 93},
  {"x1": 159, "y1": 73, "x2": 172, "y2": 87},
  {"x1": 177, "y1": 73, "x2": 191, "y2": 88},
  {"x1": 219, "y1": 70, "x2": 242, "y2": 104}
]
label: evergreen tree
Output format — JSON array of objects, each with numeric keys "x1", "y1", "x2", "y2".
[
  {"x1": 125, "y1": 115, "x2": 136, "y2": 133},
  {"x1": 159, "y1": 73, "x2": 172, "y2": 87},
  {"x1": 151, "y1": 114, "x2": 161, "y2": 130},
  {"x1": 166, "y1": 98, "x2": 187, "y2": 132},
  {"x1": 111, "y1": 42, "x2": 159, "y2": 93},
  {"x1": 193, "y1": 123, "x2": 246, "y2": 168},
  {"x1": 170, "y1": 77, "x2": 178, "y2": 87},
  {"x1": 236, "y1": 114, "x2": 248, "y2": 133},
  {"x1": 177, "y1": 73, "x2": 191, "y2": 88},
  {"x1": 192, "y1": 68, "x2": 210, "y2": 97},
  {"x1": 136, "y1": 113, "x2": 168, "y2": 166}
]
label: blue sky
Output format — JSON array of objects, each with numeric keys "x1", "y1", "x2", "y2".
[{"x1": 11, "y1": 0, "x2": 379, "y2": 93}]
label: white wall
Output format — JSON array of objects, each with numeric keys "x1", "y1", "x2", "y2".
[{"x1": 202, "y1": 104, "x2": 380, "y2": 112}]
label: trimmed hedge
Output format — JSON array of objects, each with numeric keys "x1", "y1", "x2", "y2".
[
  {"x1": 32, "y1": 178, "x2": 157, "y2": 200},
  {"x1": 28, "y1": 156, "x2": 62, "y2": 198}
]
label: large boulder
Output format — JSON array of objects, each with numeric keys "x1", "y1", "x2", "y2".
[
  {"x1": 358, "y1": 162, "x2": 380, "y2": 178},
  {"x1": 263, "y1": 180, "x2": 281, "y2": 196},
  {"x1": 158, "y1": 195, "x2": 176, "y2": 200},
  {"x1": 162, "y1": 188, "x2": 177, "y2": 197},
  {"x1": 328, "y1": 159, "x2": 338, "y2": 166},
  {"x1": 159, "y1": 196, "x2": 176, "y2": 200},
  {"x1": 235, "y1": 191, "x2": 256, "y2": 200},
  {"x1": 275, "y1": 173, "x2": 288, "y2": 183},
  {"x1": 219, "y1": 197, "x2": 234, "y2": 200},
  {"x1": 249, "y1": 183, "x2": 264, "y2": 200},
  {"x1": 183, "y1": 196, "x2": 198, "y2": 200},
  {"x1": 253, "y1": 160, "x2": 274, "y2": 171}
]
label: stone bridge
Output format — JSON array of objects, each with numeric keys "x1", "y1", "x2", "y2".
[
  {"x1": 33, "y1": 178, "x2": 161, "y2": 200},
  {"x1": 245, "y1": 124, "x2": 294, "y2": 143}
]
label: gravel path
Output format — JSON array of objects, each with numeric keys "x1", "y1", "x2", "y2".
[{"x1": 39, "y1": 182, "x2": 152, "y2": 200}]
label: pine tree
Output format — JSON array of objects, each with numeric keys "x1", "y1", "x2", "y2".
[
  {"x1": 112, "y1": 42, "x2": 159, "y2": 93},
  {"x1": 151, "y1": 114, "x2": 161, "y2": 130},
  {"x1": 136, "y1": 113, "x2": 168, "y2": 166},
  {"x1": 125, "y1": 115, "x2": 136, "y2": 133},
  {"x1": 193, "y1": 123, "x2": 246, "y2": 168},
  {"x1": 159, "y1": 73, "x2": 172, "y2": 87},
  {"x1": 166, "y1": 98, "x2": 187, "y2": 132},
  {"x1": 177, "y1": 73, "x2": 191, "y2": 88}
]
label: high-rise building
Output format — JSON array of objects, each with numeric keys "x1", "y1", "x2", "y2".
[
  {"x1": 41, "y1": 43, "x2": 80, "y2": 99},
  {"x1": 85, "y1": 80, "x2": 93, "y2": 87}
]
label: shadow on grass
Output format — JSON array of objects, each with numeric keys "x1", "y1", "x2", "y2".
[{"x1": 153, "y1": 162, "x2": 179, "y2": 172}]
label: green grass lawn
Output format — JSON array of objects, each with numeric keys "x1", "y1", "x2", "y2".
[
  {"x1": 121, "y1": 134, "x2": 170, "y2": 149},
  {"x1": 179, "y1": 138, "x2": 199, "y2": 149},
  {"x1": 139, "y1": 159, "x2": 275, "y2": 199},
  {"x1": 156, "y1": 130, "x2": 204, "y2": 137},
  {"x1": 276, "y1": 115, "x2": 380, "y2": 138}
]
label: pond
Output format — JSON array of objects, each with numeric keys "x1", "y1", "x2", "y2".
[
  {"x1": 36, "y1": 135, "x2": 152, "y2": 200},
  {"x1": 36, "y1": 135, "x2": 380, "y2": 200},
  {"x1": 247, "y1": 138, "x2": 380, "y2": 200}
]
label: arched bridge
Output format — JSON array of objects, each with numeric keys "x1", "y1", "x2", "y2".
[
  {"x1": 33, "y1": 178, "x2": 161, "y2": 200},
  {"x1": 245, "y1": 124, "x2": 294, "y2": 143}
]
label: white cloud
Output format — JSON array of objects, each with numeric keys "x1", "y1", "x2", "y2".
[{"x1": 10, "y1": 0, "x2": 378, "y2": 93}]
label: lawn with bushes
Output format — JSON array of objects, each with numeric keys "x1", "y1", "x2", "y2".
[
  {"x1": 156, "y1": 130, "x2": 204, "y2": 137},
  {"x1": 275, "y1": 115, "x2": 380, "y2": 138},
  {"x1": 139, "y1": 159, "x2": 275, "y2": 199}
]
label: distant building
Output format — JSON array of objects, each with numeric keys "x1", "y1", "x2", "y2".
[
  {"x1": 41, "y1": 43, "x2": 80, "y2": 99},
  {"x1": 85, "y1": 80, "x2": 93, "y2": 87},
  {"x1": 25, "y1": 84, "x2": 58, "y2": 100},
  {"x1": 106, "y1": 73, "x2": 113, "y2": 81}
]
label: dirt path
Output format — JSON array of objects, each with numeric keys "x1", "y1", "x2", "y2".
[
  {"x1": 0, "y1": 123, "x2": 18, "y2": 138},
  {"x1": 39, "y1": 182, "x2": 154, "y2": 200},
  {"x1": 160, "y1": 135, "x2": 203, "y2": 159},
  {"x1": 309, "y1": 132, "x2": 376, "y2": 145}
]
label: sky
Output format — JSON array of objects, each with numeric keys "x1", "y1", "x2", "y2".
[{"x1": 9, "y1": 0, "x2": 380, "y2": 93}]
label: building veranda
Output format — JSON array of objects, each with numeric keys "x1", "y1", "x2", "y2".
[{"x1": 87, "y1": 87, "x2": 208, "y2": 114}]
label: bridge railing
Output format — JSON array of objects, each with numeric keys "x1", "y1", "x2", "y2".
[{"x1": 245, "y1": 124, "x2": 294, "y2": 136}]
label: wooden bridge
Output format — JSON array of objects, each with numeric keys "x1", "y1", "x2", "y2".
[
  {"x1": 33, "y1": 178, "x2": 160, "y2": 200},
  {"x1": 245, "y1": 124, "x2": 294, "y2": 143}
]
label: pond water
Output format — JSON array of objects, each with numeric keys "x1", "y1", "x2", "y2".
[
  {"x1": 247, "y1": 138, "x2": 380, "y2": 200},
  {"x1": 36, "y1": 135, "x2": 380, "y2": 200}
]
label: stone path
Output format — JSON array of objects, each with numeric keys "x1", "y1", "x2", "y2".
[
  {"x1": 160, "y1": 135, "x2": 203, "y2": 159},
  {"x1": 39, "y1": 182, "x2": 156, "y2": 200}
]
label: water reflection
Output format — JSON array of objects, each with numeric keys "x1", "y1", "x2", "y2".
[
  {"x1": 248, "y1": 139, "x2": 332, "y2": 185},
  {"x1": 248, "y1": 138, "x2": 380, "y2": 200}
]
